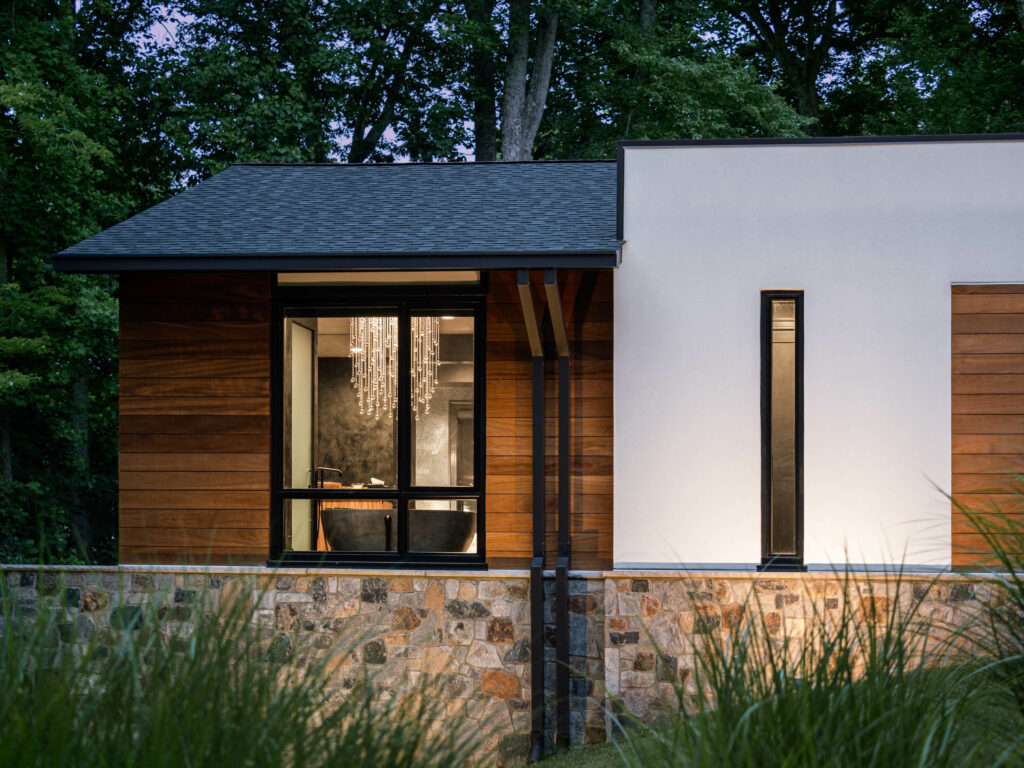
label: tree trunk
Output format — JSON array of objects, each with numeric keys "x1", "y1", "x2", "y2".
[
  {"x1": 467, "y1": 0, "x2": 499, "y2": 161},
  {"x1": 640, "y1": 0, "x2": 656, "y2": 33},
  {"x1": 70, "y1": 375, "x2": 91, "y2": 553},
  {"x1": 500, "y1": 0, "x2": 558, "y2": 161},
  {"x1": 0, "y1": 234, "x2": 10, "y2": 485}
]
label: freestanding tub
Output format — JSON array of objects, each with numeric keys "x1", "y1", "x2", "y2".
[{"x1": 320, "y1": 507, "x2": 475, "y2": 553}]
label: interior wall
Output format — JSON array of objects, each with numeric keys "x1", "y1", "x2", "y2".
[
  {"x1": 616, "y1": 139, "x2": 1024, "y2": 569},
  {"x1": 317, "y1": 357, "x2": 396, "y2": 485}
]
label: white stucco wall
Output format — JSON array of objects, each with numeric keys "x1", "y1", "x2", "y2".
[{"x1": 615, "y1": 139, "x2": 1024, "y2": 569}]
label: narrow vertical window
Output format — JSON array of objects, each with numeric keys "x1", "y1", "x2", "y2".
[{"x1": 761, "y1": 292, "x2": 804, "y2": 570}]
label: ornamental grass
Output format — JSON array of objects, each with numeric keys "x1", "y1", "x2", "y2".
[{"x1": 0, "y1": 576, "x2": 480, "y2": 768}]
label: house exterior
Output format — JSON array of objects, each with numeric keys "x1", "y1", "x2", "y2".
[{"x1": 47, "y1": 134, "x2": 1024, "y2": 756}]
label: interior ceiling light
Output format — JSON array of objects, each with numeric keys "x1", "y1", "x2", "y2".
[{"x1": 350, "y1": 317, "x2": 440, "y2": 421}]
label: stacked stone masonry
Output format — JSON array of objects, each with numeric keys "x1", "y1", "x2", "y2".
[{"x1": 0, "y1": 566, "x2": 1000, "y2": 765}]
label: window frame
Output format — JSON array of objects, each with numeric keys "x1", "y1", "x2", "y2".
[
  {"x1": 269, "y1": 277, "x2": 487, "y2": 568},
  {"x1": 759, "y1": 290, "x2": 806, "y2": 571}
]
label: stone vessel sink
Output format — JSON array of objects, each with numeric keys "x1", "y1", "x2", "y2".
[{"x1": 320, "y1": 507, "x2": 475, "y2": 553}]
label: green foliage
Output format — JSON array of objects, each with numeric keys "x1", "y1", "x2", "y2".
[
  {"x1": 537, "y1": 1, "x2": 805, "y2": 159},
  {"x1": 0, "y1": 0, "x2": 161, "y2": 563},
  {"x1": 0, "y1": 578, "x2": 480, "y2": 767}
]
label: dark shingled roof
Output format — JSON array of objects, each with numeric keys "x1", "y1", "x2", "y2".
[{"x1": 53, "y1": 161, "x2": 621, "y2": 272}]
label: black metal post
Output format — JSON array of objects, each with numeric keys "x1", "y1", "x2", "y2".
[
  {"x1": 518, "y1": 269, "x2": 546, "y2": 763},
  {"x1": 545, "y1": 269, "x2": 572, "y2": 750}
]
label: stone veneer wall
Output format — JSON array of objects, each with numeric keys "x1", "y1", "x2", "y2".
[
  {"x1": 603, "y1": 571, "x2": 997, "y2": 726},
  {"x1": 0, "y1": 565, "x2": 606, "y2": 765},
  {"x1": 1, "y1": 566, "x2": 998, "y2": 764}
]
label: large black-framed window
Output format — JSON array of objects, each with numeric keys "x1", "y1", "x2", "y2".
[
  {"x1": 759, "y1": 291, "x2": 805, "y2": 571},
  {"x1": 269, "y1": 282, "x2": 486, "y2": 568}
]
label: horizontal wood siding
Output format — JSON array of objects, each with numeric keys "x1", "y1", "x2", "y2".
[
  {"x1": 118, "y1": 273, "x2": 272, "y2": 565},
  {"x1": 485, "y1": 271, "x2": 613, "y2": 569},
  {"x1": 952, "y1": 284, "x2": 1024, "y2": 568}
]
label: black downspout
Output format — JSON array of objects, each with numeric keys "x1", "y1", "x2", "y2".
[
  {"x1": 518, "y1": 270, "x2": 546, "y2": 763},
  {"x1": 545, "y1": 269, "x2": 572, "y2": 750}
]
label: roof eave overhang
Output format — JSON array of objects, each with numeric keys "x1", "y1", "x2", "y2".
[{"x1": 50, "y1": 249, "x2": 622, "y2": 274}]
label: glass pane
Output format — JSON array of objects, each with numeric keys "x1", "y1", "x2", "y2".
[
  {"x1": 770, "y1": 300, "x2": 797, "y2": 555},
  {"x1": 283, "y1": 316, "x2": 398, "y2": 491},
  {"x1": 409, "y1": 499, "x2": 478, "y2": 554},
  {"x1": 411, "y1": 315, "x2": 475, "y2": 487}
]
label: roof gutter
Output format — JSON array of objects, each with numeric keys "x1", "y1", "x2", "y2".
[{"x1": 50, "y1": 249, "x2": 622, "y2": 274}]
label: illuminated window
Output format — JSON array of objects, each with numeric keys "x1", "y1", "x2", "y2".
[{"x1": 760, "y1": 292, "x2": 804, "y2": 570}]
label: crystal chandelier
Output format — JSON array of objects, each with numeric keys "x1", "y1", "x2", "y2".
[{"x1": 350, "y1": 317, "x2": 440, "y2": 421}]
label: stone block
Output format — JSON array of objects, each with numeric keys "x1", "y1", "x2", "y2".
[
  {"x1": 504, "y1": 639, "x2": 530, "y2": 663},
  {"x1": 81, "y1": 590, "x2": 109, "y2": 613},
  {"x1": 445, "y1": 599, "x2": 490, "y2": 619},
  {"x1": 641, "y1": 595, "x2": 660, "y2": 618},
  {"x1": 361, "y1": 577, "x2": 388, "y2": 604},
  {"x1": 392, "y1": 606, "x2": 423, "y2": 631},
  {"x1": 478, "y1": 580, "x2": 506, "y2": 601},
  {"x1": 390, "y1": 576, "x2": 412, "y2": 593},
  {"x1": 310, "y1": 577, "x2": 328, "y2": 603},
  {"x1": 424, "y1": 581, "x2": 445, "y2": 613},
  {"x1": 506, "y1": 581, "x2": 529, "y2": 601},
  {"x1": 363, "y1": 639, "x2": 386, "y2": 664},
  {"x1": 630, "y1": 579, "x2": 649, "y2": 593},
  {"x1": 481, "y1": 669, "x2": 520, "y2": 699},
  {"x1": 467, "y1": 641, "x2": 503, "y2": 668},
  {"x1": 488, "y1": 617, "x2": 514, "y2": 643}
]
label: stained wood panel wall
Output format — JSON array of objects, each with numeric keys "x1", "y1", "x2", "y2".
[
  {"x1": 952, "y1": 284, "x2": 1024, "y2": 568},
  {"x1": 485, "y1": 271, "x2": 613, "y2": 569},
  {"x1": 119, "y1": 273, "x2": 272, "y2": 564}
]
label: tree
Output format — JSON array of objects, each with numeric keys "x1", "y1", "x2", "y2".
[
  {"x1": 535, "y1": 0, "x2": 805, "y2": 159},
  {"x1": 0, "y1": 0, "x2": 173, "y2": 562}
]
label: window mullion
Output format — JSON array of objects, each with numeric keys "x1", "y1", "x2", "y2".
[{"x1": 397, "y1": 306, "x2": 411, "y2": 554}]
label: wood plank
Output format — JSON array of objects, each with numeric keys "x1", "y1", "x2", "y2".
[
  {"x1": 119, "y1": 471, "x2": 269, "y2": 491},
  {"x1": 952, "y1": 285, "x2": 1024, "y2": 295},
  {"x1": 120, "y1": 509, "x2": 268, "y2": 529},
  {"x1": 119, "y1": 321, "x2": 269, "y2": 341},
  {"x1": 952, "y1": 375, "x2": 1024, "y2": 395},
  {"x1": 486, "y1": 531, "x2": 532, "y2": 553},
  {"x1": 119, "y1": 302, "x2": 271, "y2": 323},
  {"x1": 952, "y1": 415, "x2": 1024, "y2": 434},
  {"x1": 120, "y1": 273, "x2": 271, "y2": 304},
  {"x1": 953, "y1": 454, "x2": 1024, "y2": 474},
  {"x1": 120, "y1": 358, "x2": 269, "y2": 379},
  {"x1": 119, "y1": 378, "x2": 270, "y2": 397},
  {"x1": 952, "y1": 394, "x2": 1024, "y2": 415},
  {"x1": 951, "y1": 533, "x2": 1024, "y2": 553},
  {"x1": 120, "y1": 415, "x2": 270, "y2": 435},
  {"x1": 952, "y1": 517, "x2": 1024, "y2": 536},
  {"x1": 120, "y1": 433, "x2": 270, "y2": 453},
  {"x1": 120, "y1": 397, "x2": 269, "y2": 416},
  {"x1": 952, "y1": 354, "x2": 1024, "y2": 374},
  {"x1": 487, "y1": 436, "x2": 614, "y2": 457},
  {"x1": 953, "y1": 295, "x2": 1024, "y2": 314},
  {"x1": 120, "y1": 490, "x2": 269, "y2": 509},
  {"x1": 120, "y1": 527, "x2": 270, "y2": 549},
  {"x1": 118, "y1": 549, "x2": 269, "y2": 566},
  {"x1": 119, "y1": 453, "x2": 269, "y2": 472},
  {"x1": 953, "y1": 434, "x2": 1024, "y2": 454},
  {"x1": 486, "y1": 513, "x2": 534, "y2": 533},
  {"x1": 120, "y1": 339, "x2": 269, "y2": 358},
  {"x1": 487, "y1": 417, "x2": 612, "y2": 438},
  {"x1": 952, "y1": 474, "x2": 1023, "y2": 493},
  {"x1": 952, "y1": 494, "x2": 1024, "y2": 515},
  {"x1": 953, "y1": 314, "x2": 1024, "y2": 334},
  {"x1": 952, "y1": 334, "x2": 1024, "y2": 354}
]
